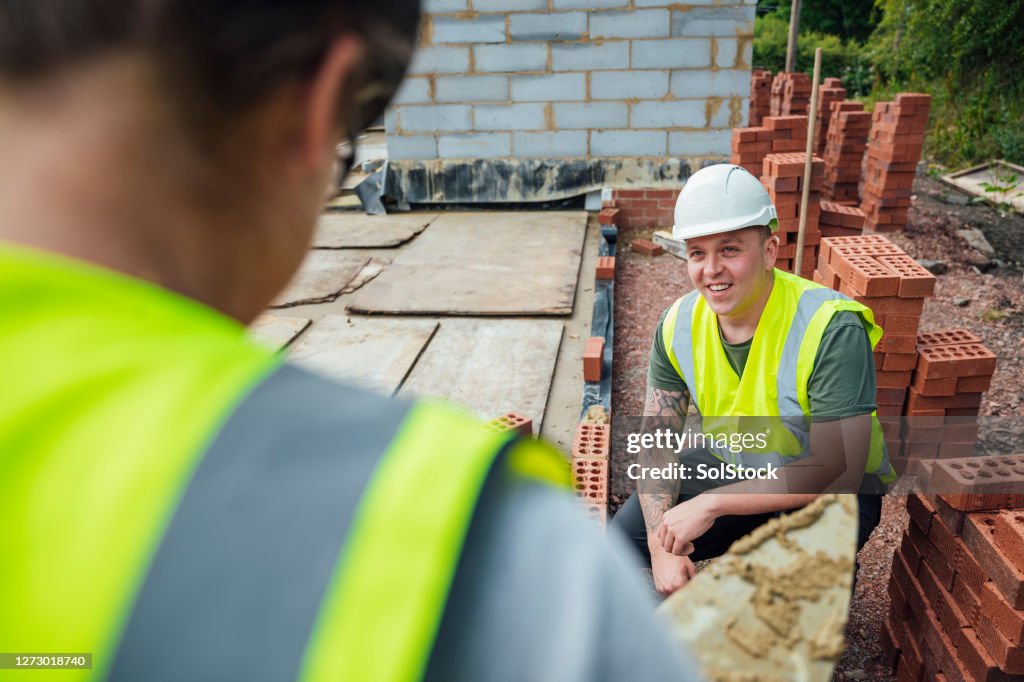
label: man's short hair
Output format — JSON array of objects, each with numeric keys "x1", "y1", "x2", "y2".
[{"x1": 0, "y1": 1, "x2": 420, "y2": 142}]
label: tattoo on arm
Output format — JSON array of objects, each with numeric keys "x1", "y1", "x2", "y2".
[{"x1": 637, "y1": 385, "x2": 688, "y2": 539}]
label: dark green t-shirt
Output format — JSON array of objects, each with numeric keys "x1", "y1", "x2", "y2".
[{"x1": 648, "y1": 307, "x2": 877, "y2": 419}]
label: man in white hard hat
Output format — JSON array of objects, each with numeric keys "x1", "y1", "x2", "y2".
[{"x1": 611, "y1": 164, "x2": 894, "y2": 595}]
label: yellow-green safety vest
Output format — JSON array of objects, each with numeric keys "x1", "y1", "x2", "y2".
[{"x1": 660, "y1": 268, "x2": 895, "y2": 484}]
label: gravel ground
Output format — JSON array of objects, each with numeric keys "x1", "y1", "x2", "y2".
[{"x1": 608, "y1": 172, "x2": 1024, "y2": 681}]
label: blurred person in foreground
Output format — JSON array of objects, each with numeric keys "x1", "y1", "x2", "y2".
[{"x1": 0, "y1": 2, "x2": 696, "y2": 680}]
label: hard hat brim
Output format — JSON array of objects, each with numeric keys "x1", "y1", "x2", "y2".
[{"x1": 672, "y1": 204, "x2": 778, "y2": 241}]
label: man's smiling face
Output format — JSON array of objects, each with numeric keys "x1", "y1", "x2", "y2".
[{"x1": 685, "y1": 226, "x2": 777, "y2": 320}]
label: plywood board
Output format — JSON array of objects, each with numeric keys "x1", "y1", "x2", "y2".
[
  {"x1": 249, "y1": 315, "x2": 311, "y2": 350},
  {"x1": 399, "y1": 318, "x2": 564, "y2": 431},
  {"x1": 271, "y1": 251, "x2": 369, "y2": 307},
  {"x1": 287, "y1": 315, "x2": 438, "y2": 395},
  {"x1": 942, "y1": 161, "x2": 1024, "y2": 214},
  {"x1": 346, "y1": 211, "x2": 586, "y2": 315},
  {"x1": 313, "y1": 212, "x2": 439, "y2": 248}
]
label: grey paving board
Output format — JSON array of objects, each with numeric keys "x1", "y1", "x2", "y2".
[
  {"x1": 271, "y1": 251, "x2": 370, "y2": 308},
  {"x1": 249, "y1": 315, "x2": 311, "y2": 351},
  {"x1": 346, "y1": 211, "x2": 586, "y2": 315},
  {"x1": 399, "y1": 318, "x2": 564, "y2": 431},
  {"x1": 286, "y1": 315, "x2": 438, "y2": 396},
  {"x1": 313, "y1": 212, "x2": 440, "y2": 248}
]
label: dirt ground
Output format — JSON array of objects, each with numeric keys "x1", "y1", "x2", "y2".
[{"x1": 609, "y1": 172, "x2": 1024, "y2": 681}]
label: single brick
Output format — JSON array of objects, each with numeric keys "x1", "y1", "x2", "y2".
[
  {"x1": 912, "y1": 372, "x2": 958, "y2": 397},
  {"x1": 591, "y1": 130, "x2": 666, "y2": 157},
  {"x1": 590, "y1": 9, "x2": 671, "y2": 39},
  {"x1": 437, "y1": 132, "x2": 511, "y2": 159},
  {"x1": 631, "y1": 100, "x2": 706, "y2": 128},
  {"x1": 631, "y1": 239, "x2": 664, "y2": 257},
  {"x1": 486, "y1": 412, "x2": 533, "y2": 438},
  {"x1": 599, "y1": 207, "x2": 620, "y2": 225},
  {"x1": 596, "y1": 256, "x2": 616, "y2": 281},
  {"x1": 918, "y1": 560, "x2": 965, "y2": 644},
  {"x1": 994, "y1": 511, "x2": 1024, "y2": 576},
  {"x1": 951, "y1": 572, "x2": 981, "y2": 626},
  {"x1": 963, "y1": 513, "x2": 1024, "y2": 609},
  {"x1": 473, "y1": 44, "x2": 548, "y2": 73},
  {"x1": 981, "y1": 580, "x2": 1024, "y2": 647},
  {"x1": 553, "y1": 102, "x2": 628, "y2": 129},
  {"x1": 917, "y1": 343, "x2": 997, "y2": 380},
  {"x1": 593, "y1": 71, "x2": 670, "y2": 100},
  {"x1": 883, "y1": 351, "x2": 918, "y2": 372},
  {"x1": 583, "y1": 336, "x2": 605, "y2": 382},
  {"x1": 513, "y1": 131, "x2": 588, "y2": 158},
  {"x1": 907, "y1": 493, "x2": 935, "y2": 535},
  {"x1": 432, "y1": 15, "x2": 506, "y2": 44},
  {"x1": 918, "y1": 329, "x2": 982, "y2": 348},
  {"x1": 976, "y1": 616, "x2": 1024, "y2": 674},
  {"x1": 931, "y1": 456, "x2": 1024, "y2": 511},
  {"x1": 509, "y1": 11, "x2": 586, "y2": 42},
  {"x1": 932, "y1": 492, "x2": 966, "y2": 536},
  {"x1": 551, "y1": 42, "x2": 629, "y2": 71},
  {"x1": 838, "y1": 254, "x2": 901, "y2": 296},
  {"x1": 572, "y1": 422, "x2": 611, "y2": 459},
  {"x1": 572, "y1": 456, "x2": 608, "y2": 503},
  {"x1": 511, "y1": 73, "x2": 586, "y2": 102},
  {"x1": 876, "y1": 254, "x2": 937, "y2": 298}
]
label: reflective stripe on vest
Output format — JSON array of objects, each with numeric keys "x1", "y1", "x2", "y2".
[
  {"x1": 662, "y1": 269, "x2": 894, "y2": 482},
  {"x1": 110, "y1": 364, "x2": 570, "y2": 682}
]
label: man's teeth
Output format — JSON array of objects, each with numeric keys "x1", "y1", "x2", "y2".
[{"x1": 709, "y1": 284, "x2": 731, "y2": 291}]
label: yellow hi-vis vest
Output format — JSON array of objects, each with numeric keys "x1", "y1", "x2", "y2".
[{"x1": 661, "y1": 268, "x2": 895, "y2": 484}]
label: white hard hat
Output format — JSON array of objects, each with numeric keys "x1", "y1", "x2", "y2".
[{"x1": 672, "y1": 164, "x2": 778, "y2": 241}]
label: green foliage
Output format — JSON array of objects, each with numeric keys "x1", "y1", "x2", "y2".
[{"x1": 756, "y1": 0, "x2": 877, "y2": 42}]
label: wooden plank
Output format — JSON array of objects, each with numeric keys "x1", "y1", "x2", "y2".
[
  {"x1": 313, "y1": 212, "x2": 439, "y2": 248},
  {"x1": 941, "y1": 160, "x2": 1024, "y2": 214},
  {"x1": 287, "y1": 315, "x2": 438, "y2": 396},
  {"x1": 346, "y1": 211, "x2": 586, "y2": 315},
  {"x1": 249, "y1": 315, "x2": 311, "y2": 350},
  {"x1": 271, "y1": 251, "x2": 370, "y2": 307},
  {"x1": 399, "y1": 318, "x2": 564, "y2": 431}
]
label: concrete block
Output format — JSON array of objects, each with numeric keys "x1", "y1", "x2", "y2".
[
  {"x1": 392, "y1": 77, "x2": 432, "y2": 104},
  {"x1": 591, "y1": 70, "x2": 668, "y2": 99},
  {"x1": 631, "y1": 100, "x2": 705, "y2": 128},
  {"x1": 510, "y1": 11, "x2": 586, "y2": 42},
  {"x1": 555, "y1": 0, "x2": 627, "y2": 7},
  {"x1": 473, "y1": 0, "x2": 545, "y2": 10},
  {"x1": 384, "y1": 107, "x2": 399, "y2": 134},
  {"x1": 473, "y1": 103, "x2": 547, "y2": 131},
  {"x1": 398, "y1": 104, "x2": 472, "y2": 132},
  {"x1": 408, "y1": 46, "x2": 470, "y2": 75},
  {"x1": 432, "y1": 15, "x2": 505, "y2": 44},
  {"x1": 511, "y1": 73, "x2": 586, "y2": 101},
  {"x1": 474, "y1": 44, "x2": 548, "y2": 73},
  {"x1": 513, "y1": 131, "x2": 588, "y2": 158},
  {"x1": 438, "y1": 132, "x2": 511, "y2": 159},
  {"x1": 669, "y1": 130, "x2": 732, "y2": 156},
  {"x1": 671, "y1": 7, "x2": 755, "y2": 37},
  {"x1": 386, "y1": 134, "x2": 438, "y2": 161},
  {"x1": 715, "y1": 37, "x2": 752, "y2": 68},
  {"x1": 590, "y1": 9, "x2": 670, "y2": 39},
  {"x1": 711, "y1": 97, "x2": 744, "y2": 128},
  {"x1": 591, "y1": 130, "x2": 666, "y2": 157},
  {"x1": 671, "y1": 69, "x2": 748, "y2": 98},
  {"x1": 631, "y1": 38, "x2": 711, "y2": 69},
  {"x1": 435, "y1": 75, "x2": 508, "y2": 102},
  {"x1": 553, "y1": 102, "x2": 628, "y2": 129},
  {"x1": 424, "y1": 0, "x2": 467, "y2": 12},
  {"x1": 551, "y1": 42, "x2": 630, "y2": 71}
]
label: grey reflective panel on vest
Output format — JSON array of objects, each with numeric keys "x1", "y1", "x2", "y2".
[
  {"x1": 776, "y1": 287, "x2": 849, "y2": 417},
  {"x1": 670, "y1": 291, "x2": 700, "y2": 406},
  {"x1": 110, "y1": 364, "x2": 412, "y2": 682}
]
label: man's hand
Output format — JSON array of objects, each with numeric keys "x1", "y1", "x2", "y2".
[
  {"x1": 658, "y1": 495, "x2": 717, "y2": 555},
  {"x1": 651, "y1": 546, "x2": 697, "y2": 595}
]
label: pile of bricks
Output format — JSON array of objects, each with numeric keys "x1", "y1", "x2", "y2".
[
  {"x1": 815, "y1": 235, "x2": 936, "y2": 423},
  {"x1": 886, "y1": 458, "x2": 1024, "y2": 681},
  {"x1": 819, "y1": 201, "x2": 865, "y2": 238},
  {"x1": 749, "y1": 68, "x2": 773, "y2": 128},
  {"x1": 571, "y1": 423, "x2": 610, "y2": 526},
  {"x1": 897, "y1": 330, "x2": 998, "y2": 467},
  {"x1": 814, "y1": 77, "x2": 847, "y2": 156},
  {"x1": 762, "y1": 152, "x2": 823, "y2": 278},
  {"x1": 730, "y1": 115, "x2": 808, "y2": 179},
  {"x1": 822, "y1": 102, "x2": 871, "y2": 203},
  {"x1": 769, "y1": 71, "x2": 811, "y2": 117},
  {"x1": 860, "y1": 93, "x2": 931, "y2": 233}
]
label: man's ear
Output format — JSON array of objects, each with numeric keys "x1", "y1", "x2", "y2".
[
  {"x1": 764, "y1": 233, "x2": 779, "y2": 269},
  {"x1": 301, "y1": 35, "x2": 364, "y2": 169}
]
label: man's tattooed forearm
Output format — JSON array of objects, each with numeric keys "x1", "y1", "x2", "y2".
[{"x1": 636, "y1": 385, "x2": 688, "y2": 537}]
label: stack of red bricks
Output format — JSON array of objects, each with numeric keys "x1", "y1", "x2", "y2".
[
  {"x1": 815, "y1": 235, "x2": 936, "y2": 425},
  {"x1": 860, "y1": 93, "x2": 931, "y2": 233},
  {"x1": 814, "y1": 77, "x2": 847, "y2": 156},
  {"x1": 819, "y1": 201, "x2": 865, "y2": 238},
  {"x1": 898, "y1": 330, "x2": 998, "y2": 467},
  {"x1": 761, "y1": 152, "x2": 823, "y2": 278},
  {"x1": 885, "y1": 457, "x2": 1024, "y2": 681},
  {"x1": 749, "y1": 68, "x2": 773, "y2": 127},
  {"x1": 822, "y1": 101, "x2": 871, "y2": 203},
  {"x1": 769, "y1": 71, "x2": 811, "y2": 116},
  {"x1": 607, "y1": 189, "x2": 678, "y2": 230},
  {"x1": 571, "y1": 423, "x2": 610, "y2": 526},
  {"x1": 730, "y1": 115, "x2": 809, "y2": 179}
]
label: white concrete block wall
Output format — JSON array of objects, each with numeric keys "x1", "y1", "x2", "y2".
[{"x1": 387, "y1": 1, "x2": 755, "y2": 164}]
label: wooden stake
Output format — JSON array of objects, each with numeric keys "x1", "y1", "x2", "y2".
[
  {"x1": 785, "y1": 0, "x2": 802, "y2": 73},
  {"x1": 794, "y1": 47, "x2": 822, "y2": 278}
]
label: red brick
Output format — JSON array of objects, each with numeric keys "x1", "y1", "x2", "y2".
[
  {"x1": 882, "y1": 617, "x2": 903, "y2": 670},
  {"x1": 955, "y1": 536, "x2": 987, "y2": 599},
  {"x1": 885, "y1": 314, "x2": 921, "y2": 335},
  {"x1": 489, "y1": 412, "x2": 533, "y2": 438},
  {"x1": 595, "y1": 255, "x2": 616, "y2": 281},
  {"x1": 919, "y1": 560, "x2": 968, "y2": 644},
  {"x1": 952, "y1": 572, "x2": 982, "y2": 625},
  {"x1": 598, "y1": 206, "x2": 619, "y2": 225},
  {"x1": 572, "y1": 456, "x2": 608, "y2": 504},
  {"x1": 876, "y1": 254, "x2": 937, "y2": 298},
  {"x1": 918, "y1": 329, "x2": 983, "y2": 348},
  {"x1": 933, "y1": 493, "x2": 967, "y2": 536},
  {"x1": 958, "y1": 374, "x2": 994, "y2": 393},
  {"x1": 928, "y1": 513, "x2": 959, "y2": 588},
  {"x1": 994, "y1": 511, "x2": 1024, "y2": 574},
  {"x1": 917, "y1": 343, "x2": 998, "y2": 379},
  {"x1": 906, "y1": 493, "x2": 934, "y2": 535},
  {"x1": 572, "y1": 422, "x2": 610, "y2": 459},
  {"x1": 884, "y1": 352, "x2": 919, "y2": 371},
  {"x1": 630, "y1": 239, "x2": 663, "y2": 257},
  {"x1": 913, "y1": 372, "x2": 958, "y2": 397},
  {"x1": 583, "y1": 336, "x2": 604, "y2": 382},
  {"x1": 982, "y1": 580, "x2": 1024, "y2": 646},
  {"x1": 838, "y1": 254, "x2": 901, "y2": 296},
  {"x1": 856, "y1": 295, "x2": 925, "y2": 318},
  {"x1": 932, "y1": 457, "x2": 1024, "y2": 512},
  {"x1": 877, "y1": 370, "x2": 913, "y2": 388},
  {"x1": 877, "y1": 333, "x2": 918, "y2": 354},
  {"x1": 977, "y1": 615, "x2": 1024, "y2": 674},
  {"x1": 906, "y1": 387, "x2": 982, "y2": 412},
  {"x1": 964, "y1": 514, "x2": 1024, "y2": 609}
]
